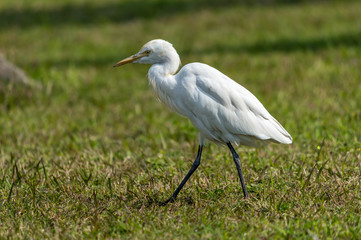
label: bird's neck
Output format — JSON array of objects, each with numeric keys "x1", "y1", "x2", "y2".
[
  {"x1": 147, "y1": 50, "x2": 181, "y2": 109},
  {"x1": 149, "y1": 49, "x2": 181, "y2": 76},
  {"x1": 147, "y1": 62, "x2": 179, "y2": 113},
  {"x1": 147, "y1": 52, "x2": 180, "y2": 86},
  {"x1": 148, "y1": 63, "x2": 177, "y2": 91}
]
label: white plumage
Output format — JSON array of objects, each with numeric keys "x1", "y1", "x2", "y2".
[{"x1": 114, "y1": 39, "x2": 292, "y2": 204}]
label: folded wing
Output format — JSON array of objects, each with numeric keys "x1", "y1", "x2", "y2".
[{"x1": 176, "y1": 63, "x2": 292, "y2": 146}]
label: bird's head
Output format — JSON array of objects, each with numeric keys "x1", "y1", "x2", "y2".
[{"x1": 113, "y1": 39, "x2": 180, "y2": 68}]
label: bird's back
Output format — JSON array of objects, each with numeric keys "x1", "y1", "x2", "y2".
[{"x1": 173, "y1": 62, "x2": 292, "y2": 146}]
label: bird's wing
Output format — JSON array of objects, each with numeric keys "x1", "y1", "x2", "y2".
[{"x1": 175, "y1": 63, "x2": 292, "y2": 146}]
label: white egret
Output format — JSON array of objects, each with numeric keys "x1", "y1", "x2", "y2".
[{"x1": 114, "y1": 39, "x2": 292, "y2": 205}]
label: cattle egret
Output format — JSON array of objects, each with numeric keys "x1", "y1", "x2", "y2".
[{"x1": 114, "y1": 39, "x2": 292, "y2": 205}]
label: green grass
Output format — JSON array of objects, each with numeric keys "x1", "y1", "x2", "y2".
[{"x1": 1, "y1": 0, "x2": 361, "y2": 238}]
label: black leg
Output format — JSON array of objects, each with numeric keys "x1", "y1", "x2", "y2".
[
  {"x1": 159, "y1": 145, "x2": 203, "y2": 206},
  {"x1": 227, "y1": 142, "x2": 249, "y2": 198}
]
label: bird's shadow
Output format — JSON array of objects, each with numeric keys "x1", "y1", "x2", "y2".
[{"x1": 145, "y1": 195, "x2": 196, "y2": 207}]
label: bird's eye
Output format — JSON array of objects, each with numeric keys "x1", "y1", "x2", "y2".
[{"x1": 144, "y1": 50, "x2": 151, "y2": 55}]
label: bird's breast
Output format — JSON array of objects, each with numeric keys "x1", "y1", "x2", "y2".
[{"x1": 148, "y1": 74, "x2": 185, "y2": 117}]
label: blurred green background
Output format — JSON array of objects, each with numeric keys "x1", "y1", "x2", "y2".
[{"x1": 0, "y1": 0, "x2": 360, "y2": 239}]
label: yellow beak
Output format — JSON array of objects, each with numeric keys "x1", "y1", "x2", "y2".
[{"x1": 113, "y1": 52, "x2": 147, "y2": 67}]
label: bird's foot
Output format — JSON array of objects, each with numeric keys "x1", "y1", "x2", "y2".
[{"x1": 158, "y1": 195, "x2": 176, "y2": 206}]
